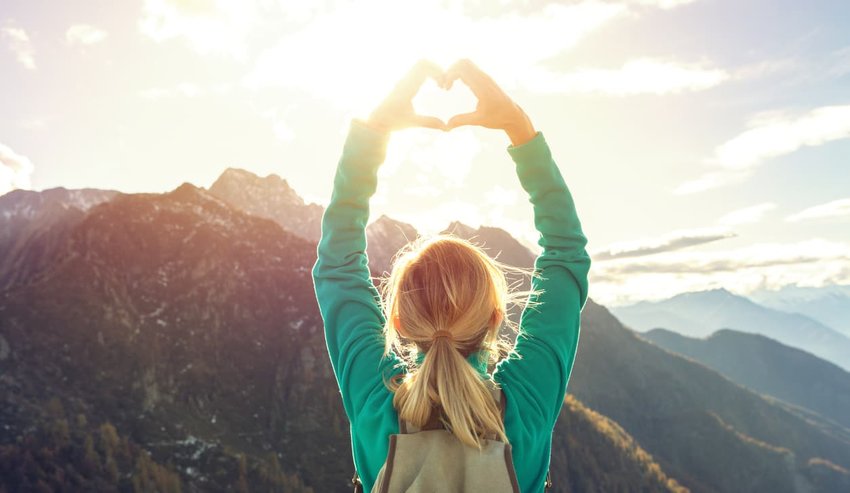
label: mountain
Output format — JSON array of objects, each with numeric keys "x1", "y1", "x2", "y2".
[
  {"x1": 365, "y1": 214, "x2": 419, "y2": 275},
  {"x1": 610, "y1": 288, "x2": 850, "y2": 371},
  {"x1": 0, "y1": 186, "x2": 117, "y2": 290},
  {"x1": 4, "y1": 178, "x2": 850, "y2": 492},
  {"x1": 641, "y1": 328, "x2": 850, "y2": 430},
  {"x1": 551, "y1": 395, "x2": 686, "y2": 492},
  {"x1": 0, "y1": 182, "x2": 330, "y2": 490},
  {"x1": 441, "y1": 220, "x2": 537, "y2": 270},
  {"x1": 0, "y1": 182, "x2": 681, "y2": 492},
  {"x1": 205, "y1": 168, "x2": 538, "y2": 283},
  {"x1": 208, "y1": 167, "x2": 324, "y2": 243},
  {"x1": 570, "y1": 300, "x2": 850, "y2": 493},
  {"x1": 749, "y1": 284, "x2": 850, "y2": 338},
  {"x1": 367, "y1": 217, "x2": 537, "y2": 279}
]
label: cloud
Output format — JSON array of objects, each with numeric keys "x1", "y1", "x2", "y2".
[
  {"x1": 676, "y1": 105, "x2": 850, "y2": 194},
  {"x1": 2, "y1": 23, "x2": 36, "y2": 69},
  {"x1": 589, "y1": 238, "x2": 850, "y2": 306},
  {"x1": 18, "y1": 116, "x2": 54, "y2": 130},
  {"x1": 255, "y1": 106, "x2": 297, "y2": 143},
  {"x1": 66, "y1": 24, "x2": 108, "y2": 45},
  {"x1": 826, "y1": 45, "x2": 850, "y2": 78},
  {"x1": 244, "y1": 1, "x2": 628, "y2": 112},
  {"x1": 674, "y1": 169, "x2": 750, "y2": 195},
  {"x1": 786, "y1": 198, "x2": 850, "y2": 222},
  {"x1": 624, "y1": 0, "x2": 698, "y2": 8},
  {"x1": 593, "y1": 227, "x2": 736, "y2": 260},
  {"x1": 139, "y1": 82, "x2": 231, "y2": 99},
  {"x1": 718, "y1": 202, "x2": 777, "y2": 226},
  {"x1": 0, "y1": 143, "x2": 35, "y2": 194},
  {"x1": 138, "y1": 0, "x2": 257, "y2": 60},
  {"x1": 522, "y1": 58, "x2": 728, "y2": 96},
  {"x1": 485, "y1": 185, "x2": 519, "y2": 207}
]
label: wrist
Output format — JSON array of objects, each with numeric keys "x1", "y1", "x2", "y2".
[
  {"x1": 504, "y1": 109, "x2": 536, "y2": 146},
  {"x1": 505, "y1": 122, "x2": 537, "y2": 146},
  {"x1": 362, "y1": 109, "x2": 395, "y2": 133},
  {"x1": 364, "y1": 118, "x2": 392, "y2": 134}
]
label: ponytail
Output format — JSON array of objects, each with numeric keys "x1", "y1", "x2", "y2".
[
  {"x1": 391, "y1": 331, "x2": 507, "y2": 450},
  {"x1": 378, "y1": 234, "x2": 543, "y2": 450}
]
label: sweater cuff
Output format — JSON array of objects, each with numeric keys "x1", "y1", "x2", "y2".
[
  {"x1": 349, "y1": 118, "x2": 391, "y2": 146},
  {"x1": 506, "y1": 131, "x2": 550, "y2": 165}
]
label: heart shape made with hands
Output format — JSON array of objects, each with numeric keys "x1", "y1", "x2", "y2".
[{"x1": 411, "y1": 73, "x2": 479, "y2": 129}]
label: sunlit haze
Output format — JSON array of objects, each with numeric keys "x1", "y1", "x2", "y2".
[{"x1": 2, "y1": 0, "x2": 849, "y2": 306}]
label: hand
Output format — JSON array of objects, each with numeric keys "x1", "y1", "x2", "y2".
[
  {"x1": 365, "y1": 59, "x2": 449, "y2": 133},
  {"x1": 440, "y1": 59, "x2": 537, "y2": 146}
]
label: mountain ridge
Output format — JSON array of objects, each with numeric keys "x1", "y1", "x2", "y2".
[{"x1": 611, "y1": 287, "x2": 850, "y2": 371}]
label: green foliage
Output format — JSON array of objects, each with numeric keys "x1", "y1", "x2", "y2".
[
  {"x1": 551, "y1": 395, "x2": 687, "y2": 493},
  {"x1": 0, "y1": 399, "x2": 182, "y2": 493}
]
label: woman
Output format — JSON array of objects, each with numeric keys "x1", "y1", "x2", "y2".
[{"x1": 312, "y1": 58, "x2": 591, "y2": 492}]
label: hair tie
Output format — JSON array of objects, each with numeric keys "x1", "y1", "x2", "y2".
[{"x1": 432, "y1": 330, "x2": 455, "y2": 342}]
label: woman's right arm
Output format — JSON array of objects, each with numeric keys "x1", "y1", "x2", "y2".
[
  {"x1": 441, "y1": 59, "x2": 591, "y2": 428},
  {"x1": 495, "y1": 128, "x2": 591, "y2": 429}
]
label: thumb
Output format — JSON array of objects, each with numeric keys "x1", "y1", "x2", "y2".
[
  {"x1": 409, "y1": 114, "x2": 448, "y2": 131},
  {"x1": 446, "y1": 112, "x2": 481, "y2": 130}
]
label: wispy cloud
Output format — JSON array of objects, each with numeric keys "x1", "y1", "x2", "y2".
[
  {"x1": 826, "y1": 45, "x2": 850, "y2": 78},
  {"x1": 244, "y1": 1, "x2": 628, "y2": 111},
  {"x1": 625, "y1": 0, "x2": 698, "y2": 8},
  {"x1": 522, "y1": 58, "x2": 728, "y2": 96},
  {"x1": 786, "y1": 198, "x2": 850, "y2": 222},
  {"x1": 718, "y1": 202, "x2": 777, "y2": 226},
  {"x1": 138, "y1": 0, "x2": 257, "y2": 60},
  {"x1": 590, "y1": 239, "x2": 850, "y2": 306},
  {"x1": 2, "y1": 22, "x2": 36, "y2": 69},
  {"x1": 139, "y1": 82, "x2": 231, "y2": 99},
  {"x1": 676, "y1": 105, "x2": 850, "y2": 194},
  {"x1": 593, "y1": 227, "x2": 736, "y2": 260},
  {"x1": 0, "y1": 143, "x2": 35, "y2": 194},
  {"x1": 255, "y1": 106, "x2": 297, "y2": 144},
  {"x1": 18, "y1": 115, "x2": 55, "y2": 130},
  {"x1": 66, "y1": 24, "x2": 108, "y2": 46}
]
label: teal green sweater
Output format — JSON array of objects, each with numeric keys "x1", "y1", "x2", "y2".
[{"x1": 312, "y1": 118, "x2": 591, "y2": 492}]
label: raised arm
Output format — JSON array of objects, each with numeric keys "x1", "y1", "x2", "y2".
[
  {"x1": 311, "y1": 60, "x2": 447, "y2": 422},
  {"x1": 496, "y1": 130, "x2": 591, "y2": 426},
  {"x1": 312, "y1": 118, "x2": 400, "y2": 422},
  {"x1": 440, "y1": 58, "x2": 591, "y2": 427}
]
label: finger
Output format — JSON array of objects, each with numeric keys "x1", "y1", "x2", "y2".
[
  {"x1": 396, "y1": 59, "x2": 444, "y2": 100},
  {"x1": 444, "y1": 59, "x2": 497, "y2": 98},
  {"x1": 409, "y1": 114, "x2": 448, "y2": 131},
  {"x1": 446, "y1": 111, "x2": 482, "y2": 130}
]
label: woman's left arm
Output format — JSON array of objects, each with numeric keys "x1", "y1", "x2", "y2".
[
  {"x1": 312, "y1": 118, "x2": 402, "y2": 422},
  {"x1": 312, "y1": 59, "x2": 447, "y2": 422}
]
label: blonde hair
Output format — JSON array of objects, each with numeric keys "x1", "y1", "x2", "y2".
[{"x1": 378, "y1": 233, "x2": 542, "y2": 450}]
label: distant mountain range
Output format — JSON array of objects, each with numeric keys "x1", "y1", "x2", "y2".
[
  {"x1": 749, "y1": 284, "x2": 850, "y2": 338},
  {"x1": 610, "y1": 288, "x2": 850, "y2": 372},
  {"x1": 641, "y1": 328, "x2": 850, "y2": 431},
  {"x1": 1, "y1": 167, "x2": 849, "y2": 492},
  {"x1": 0, "y1": 186, "x2": 117, "y2": 291}
]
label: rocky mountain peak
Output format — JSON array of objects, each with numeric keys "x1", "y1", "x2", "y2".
[
  {"x1": 210, "y1": 167, "x2": 304, "y2": 207},
  {"x1": 442, "y1": 220, "x2": 478, "y2": 239}
]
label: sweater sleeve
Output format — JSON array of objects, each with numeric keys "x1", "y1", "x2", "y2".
[
  {"x1": 311, "y1": 118, "x2": 405, "y2": 423},
  {"x1": 493, "y1": 130, "x2": 592, "y2": 428}
]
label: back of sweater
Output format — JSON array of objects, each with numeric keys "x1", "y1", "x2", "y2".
[{"x1": 312, "y1": 118, "x2": 591, "y2": 492}]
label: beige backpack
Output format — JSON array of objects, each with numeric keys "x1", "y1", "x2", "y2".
[{"x1": 352, "y1": 378, "x2": 553, "y2": 492}]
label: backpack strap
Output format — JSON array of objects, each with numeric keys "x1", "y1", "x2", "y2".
[{"x1": 351, "y1": 378, "x2": 554, "y2": 491}]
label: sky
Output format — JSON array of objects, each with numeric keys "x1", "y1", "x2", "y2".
[{"x1": 1, "y1": 0, "x2": 848, "y2": 307}]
